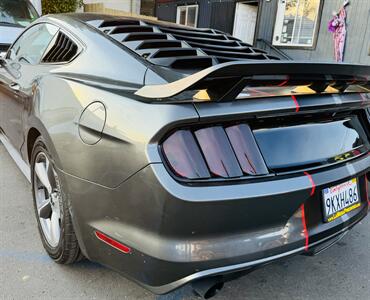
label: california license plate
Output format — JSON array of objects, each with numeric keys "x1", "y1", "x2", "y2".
[{"x1": 322, "y1": 178, "x2": 360, "y2": 223}]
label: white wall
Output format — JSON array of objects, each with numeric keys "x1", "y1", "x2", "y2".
[{"x1": 30, "y1": 0, "x2": 42, "y2": 15}]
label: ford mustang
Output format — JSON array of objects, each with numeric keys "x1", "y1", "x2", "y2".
[{"x1": 0, "y1": 13, "x2": 369, "y2": 299}]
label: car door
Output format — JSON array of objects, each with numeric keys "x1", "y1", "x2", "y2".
[{"x1": 0, "y1": 23, "x2": 58, "y2": 150}]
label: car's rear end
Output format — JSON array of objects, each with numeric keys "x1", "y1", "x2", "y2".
[
  {"x1": 70, "y1": 16, "x2": 370, "y2": 295},
  {"x1": 123, "y1": 61, "x2": 369, "y2": 292},
  {"x1": 79, "y1": 62, "x2": 370, "y2": 295}
]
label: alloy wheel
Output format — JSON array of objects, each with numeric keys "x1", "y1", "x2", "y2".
[{"x1": 33, "y1": 152, "x2": 62, "y2": 248}]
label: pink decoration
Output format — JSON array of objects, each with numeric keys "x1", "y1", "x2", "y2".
[{"x1": 328, "y1": 6, "x2": 347, "y2": 62}]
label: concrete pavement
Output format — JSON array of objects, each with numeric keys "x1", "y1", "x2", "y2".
[{"x1": 1, "y1": 142, "x2": 369, "y2": 299}]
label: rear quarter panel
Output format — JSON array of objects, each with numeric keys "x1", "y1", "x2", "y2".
[
  {"x1": 22, "y1": 16, "x2": 199, "y2": 188},
  {"x1": 30, "y1": 74, "x2": 199, "y2": 188}
]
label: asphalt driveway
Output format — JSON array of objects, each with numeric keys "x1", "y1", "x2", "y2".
[{"x1": 1, "y1": 141, "x2": 369, "y2": 299}]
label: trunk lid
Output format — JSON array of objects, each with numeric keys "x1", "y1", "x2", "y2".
[{"x1": 253, "y1": 115, "x2": 369, "y2": 172}]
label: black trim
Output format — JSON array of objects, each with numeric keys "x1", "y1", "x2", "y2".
[{"x1": 85, "y1": 16, "x2": 280, "y2": 72}]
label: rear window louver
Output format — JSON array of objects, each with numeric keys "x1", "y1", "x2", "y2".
[
  {"x1": 110, "y1": 25, "x2": 153, "y2": 34},
  {"x1": 150, "y1": 48, "x2": 198, "y2": 58},
  {"x1": 122, "y1": 32, "x2": 168, "y2": 42},
  {"x1": 42, "y1": 31, "x2": 78, "y2": 63},
  {"x1": 87, "y1": 18, "x2": 280, "y2": 71},
  {"x1": 159, "y1": 27, "x2": 229, "y2": 40},
  {"x1": 135, "y1": 40, "x2": 182, "y2": 50},
  {"x1": 99, "y1": 19, "x2": 141, "y2": 28}
]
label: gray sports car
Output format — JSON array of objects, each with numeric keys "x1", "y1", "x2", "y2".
[{"x1": 0, "y1": 13, "x2": 369, "y2": 298}]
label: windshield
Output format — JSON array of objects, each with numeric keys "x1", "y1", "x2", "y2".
[{"x1": 0, "y1": 0, "x2": 39, "y2": 27}]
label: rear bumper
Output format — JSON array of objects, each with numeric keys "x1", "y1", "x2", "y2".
[
  {"x1": 145, "y1": 213, "x2": 367, "y2": 294},
  {"x1": 63, "y1": 153, "x2": 370, "y2": 294}
]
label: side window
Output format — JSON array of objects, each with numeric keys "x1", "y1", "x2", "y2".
[{"x1": 8, "y1": 23, "x2": 58, "y2": 64}]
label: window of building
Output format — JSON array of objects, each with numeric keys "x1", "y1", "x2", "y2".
[
  {"x1": 176, "y1": 5, "x2": 198, "y2": 28},
  {"x1": 272, "y1": 0, "x2": 322, "y2": 48}
]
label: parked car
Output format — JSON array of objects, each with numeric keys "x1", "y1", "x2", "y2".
[
  {"x1": 0, "y1": 0, "x2": 39, "y2": 57},
  {"x1": 0, "y1": 13, "x2": 369, "y2": 299}
]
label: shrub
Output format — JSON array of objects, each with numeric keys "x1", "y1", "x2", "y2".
[{"x1": 42, "y1": 0, "x2": 83, "y2": 14}]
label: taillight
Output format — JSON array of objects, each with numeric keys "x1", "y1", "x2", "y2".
[
  {"x1": 162, "y1": 130, "x2": 210, "y2": 179},
  {"x1": 225, "y1": 124, "x2": 268, "y2": 175},
  {"x1": 195, "y1": 126, "x2": 243, "y2": 178},
  {"x1": 161, "y1": 124, "x2": 269, "y2": 180}
]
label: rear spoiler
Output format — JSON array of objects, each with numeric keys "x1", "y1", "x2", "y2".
[{"x1": 135, "y1": 61, "x2": 370, "y2": 101}]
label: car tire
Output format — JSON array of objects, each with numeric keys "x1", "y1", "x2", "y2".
[{"x1": 31, "y1": 136, "x2": 83, "y2": 264}]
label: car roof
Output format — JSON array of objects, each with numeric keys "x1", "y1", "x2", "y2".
[{"x1": 61, "y1": 13, "x2": 280, "y2": 75}]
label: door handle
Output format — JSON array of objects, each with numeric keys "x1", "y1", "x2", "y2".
[{"x1": 9, "y1": 82, "x2": 20, "y2": 91}]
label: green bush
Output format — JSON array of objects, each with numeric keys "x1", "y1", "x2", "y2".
[{"x1": 42, "y1": 0, "x2": 83, "y2": 14}]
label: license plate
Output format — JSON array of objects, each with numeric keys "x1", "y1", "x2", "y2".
[{"x1": 322, "y1": 178, "x2": 360, "y2": 223}]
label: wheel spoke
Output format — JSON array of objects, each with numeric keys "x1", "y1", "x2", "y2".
[
  {"x1": 34, "y1": 152, "x2": 62, "y2": 247},
  {"x1": 46, "y1": 159, "x2": 57, "y2": 191},
  {"x1": 35, "y1": 162, "x2": 52, "y2": 193},
  {"x1": 52, "y1": 194, "x2": 61, "y2": 220},
  {"x1": 38, "y1": 199, "x2": 52, "y2": 219},
  {"x1": 50, "y1": 211, "x2": 60, "y2": 243}
]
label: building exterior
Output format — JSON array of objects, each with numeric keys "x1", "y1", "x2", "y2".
[
  {"x1": 82, "y1": 0, "x2": 157, "y2": 17},
  {"x1": 156, "y1": 0, "x2": 370, "y2": 64},
  {"x1": 83, "y1": 0, "x2": 142, "y2": 14},
  {"x1": 83, "y1": 1, "x2": 157, "y2": 20}
]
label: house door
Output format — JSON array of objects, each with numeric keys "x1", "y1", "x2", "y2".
[{"x1": 233, "y1": 2, "x2": 259, "y2": 45}]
